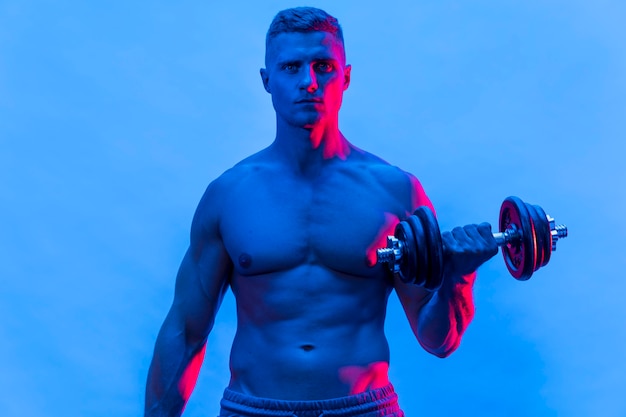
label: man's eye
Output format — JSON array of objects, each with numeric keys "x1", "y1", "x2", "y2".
[
  {"x1": 316, "y1": 62, "x2": 333, "y2": 72},
  {"x1": 283, "y1": 63, "x2": 298, "y2": 72}
]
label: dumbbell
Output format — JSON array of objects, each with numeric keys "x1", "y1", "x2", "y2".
[{"x1": 376, "y1": 196, "x2": 568, "y2": 290}]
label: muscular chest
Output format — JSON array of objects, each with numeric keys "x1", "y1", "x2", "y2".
[{"x1": 220, "y1": 169, "x2": 402, "y2": 277}]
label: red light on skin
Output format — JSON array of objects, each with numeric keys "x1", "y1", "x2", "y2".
[
  {"x1": 338, "y1": 361, "x2": 390, "y2": 394},
  {"x1": 308, "y1": 129, "x2": 351, "y2": 161},
  {"x1": 409, "y1": 175, "x2": 435, "y2": 214},
  {"x1": 320, "y1": 135, "x2": 351, "y2": 160},
  {"x1": 366, "y1": 212, "x2": 398, "y2": 267},
  {"x1": 365, "y1": 175, "x2": 435, "y2": 268},
  {"x1": 178, "y1": 343, "x2": 207, "y2": 408}
]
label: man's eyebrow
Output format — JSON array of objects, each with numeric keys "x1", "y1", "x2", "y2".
[
  {"x1": 276, "y1": 54, "x2": 337, "y2": 61},
  {"x1": 273, "y1": 56, "x2": 339, "y2": 68},
  {"x1": 313, "y1": 56, "x2": 338, "y2": 61},
  {"x1": 275, "y1": 58, "x2": 301, "y2": 67}
]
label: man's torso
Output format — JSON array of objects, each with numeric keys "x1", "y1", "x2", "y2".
[{"x1": 212, "y1": 147, "x2": 416, "y2": 400}]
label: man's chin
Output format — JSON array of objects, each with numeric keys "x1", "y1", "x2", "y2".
[
  {"x1": 283, "y1": 110, "x2": 332, "y2": 129},
  {"x1": 295, "y1": 117, "x2": 324, "y2": 129},
  {"x1": 305, "y1": 112, "x2": 330, "y2": 126},
  {"x1": 302, "y1": 122, "x2": 320, "y2": 130}
]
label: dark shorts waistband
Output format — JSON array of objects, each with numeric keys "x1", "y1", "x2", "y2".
[{"x1": 219, "y1": 384, "x2": 404, "y2": 417}]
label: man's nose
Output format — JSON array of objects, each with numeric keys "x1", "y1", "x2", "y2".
[{"x1": 299, "y1": 66, "x2": 318, "y2": 92}]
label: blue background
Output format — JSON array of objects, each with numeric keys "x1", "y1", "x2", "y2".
[{"x1": 1, "y1": 1, "x2": 625, "y2": 416}]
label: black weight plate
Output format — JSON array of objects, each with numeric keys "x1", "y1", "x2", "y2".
[
  {"x1": 407, "y1": 214, "x2": 428, "y2": 287},
  {"x1": 499, "y1": 196, "x2": 535, "y2": 280},
  {"x1": 525, "y1": 203, "x2": 545, "y2": 272},
  {"x1": 414, "y1": 206, "x2": 444, "y2": 291},
  {"x1": 532, "y1": 204, "x2": 552, "y2": 268},
  {"x1": 394, "y1": 221, "x2": 417, "y2": 284},
  {"x1": 409, "y1": 210, "x2": 432, "y2": 289}
]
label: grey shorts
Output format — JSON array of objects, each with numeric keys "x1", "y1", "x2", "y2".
[{"x1": 219, "y1": 384, "x2": 404, "y2": 417}]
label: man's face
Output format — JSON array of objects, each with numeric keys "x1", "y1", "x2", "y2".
[{"x1": 261, "y1": 31, "x2": 351, "y2": 129}]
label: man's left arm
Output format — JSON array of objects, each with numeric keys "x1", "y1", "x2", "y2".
[{"x1": 393, "y1": 174, "x2": 497, "y2": 357}]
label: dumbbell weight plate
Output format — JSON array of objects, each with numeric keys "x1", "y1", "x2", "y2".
[
  {"x1": 406, "y1": 215, "x2": 428, "y2": 286},
  {"x1": 394, "y1": 221, "x2": 418, "y2": 284},
  {"x1": 499, "y1": 196, "x2": 536, "y2": 280},
  {"x1": 413, "y1": 206, "x2": 444, "y2": 291},
  {"x1": 525, "y1": 204, "x2": 545, "y2": 271},
  {"x1": 531, "y1": 204, "x2": 552, "y2": 268}
]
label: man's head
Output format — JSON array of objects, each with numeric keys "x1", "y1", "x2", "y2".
[
  {"x1": 261, "y1": 7, "x2": 351, "y2": 130},
  {"x1": 265, "y1": 7, "x2": 345, "y2": 66}
]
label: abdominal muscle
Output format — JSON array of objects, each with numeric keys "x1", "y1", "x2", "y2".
[{"x1": 226, "y1": 264, "x2": 394, "y2": 400}]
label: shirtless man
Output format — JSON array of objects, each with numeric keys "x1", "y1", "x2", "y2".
[{"x1": 145, "y1": 7, "x2": 498, "y2": 417}]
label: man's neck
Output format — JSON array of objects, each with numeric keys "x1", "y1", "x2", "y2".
[{"x1": 272, "y1": 119, "x2": 351, "y2": 176}]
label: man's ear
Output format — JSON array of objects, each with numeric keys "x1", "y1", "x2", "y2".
[
  {"x1": 343, "y1": 64, "x2": 352, "y2": 91},
  {"x1": 260, "y1": 68, "x2": 271, "y2": 93}
]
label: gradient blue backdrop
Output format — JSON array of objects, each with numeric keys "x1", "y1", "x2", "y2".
[{"x1": 1, "y1": 1, "x2": 625, "y2": 416}]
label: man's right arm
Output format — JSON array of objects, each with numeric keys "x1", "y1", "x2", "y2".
[{"x1": 145, "y1": 182, "x2": 232, "y2": 417}]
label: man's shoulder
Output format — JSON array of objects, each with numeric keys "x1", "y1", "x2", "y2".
[
  {"x1": 346, "y1": 147, "x2": 430, "y2": 210},
  {"x1": 211, "y1": 148, "x2": 274, "y2": 188},
  {"x1": 196, "y1": 148, "x2": 274, "y2": 213},
  {"x1": 192, "y1": 154, "x2": 266, "y2": 229},
  {"x1": 349, "y1": 147, "x2": 416, "y2": 188}
]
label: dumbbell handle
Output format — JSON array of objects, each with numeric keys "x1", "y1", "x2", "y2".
[
  {"x1": 493, "y1": 228, "x2": 519, "y2": 246},
  {"x1": 493, "y1": 221, "x2": 568, "y2": 248}
]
